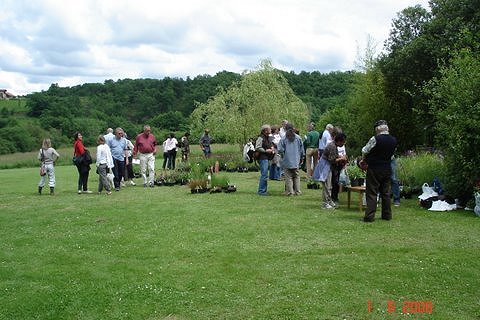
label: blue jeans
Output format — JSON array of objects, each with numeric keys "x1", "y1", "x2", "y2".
[
  {"x1": 258, "y1": 159, "x2": 269, "y2": 195},
  {"x1": 269, "y1": 163, "x2": 281, "y2": 180},
  {"x1": 391, "y1": 159, "x2": 400, "y2": 203},
  {"x1": 202, "y1": 146, "x2": 211, "y2": 158}
]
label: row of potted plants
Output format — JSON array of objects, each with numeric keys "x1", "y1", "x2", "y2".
[{"x1": 152, "y1": 160, "x2": 237, "y2": 194}]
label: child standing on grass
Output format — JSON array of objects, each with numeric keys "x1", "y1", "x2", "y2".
[
  {"x1": 96, "y1": 135, "x2": 114, "y2": 195},
  {"x1": 37, "y1": 138, "x2": 60, "y2": 195}
]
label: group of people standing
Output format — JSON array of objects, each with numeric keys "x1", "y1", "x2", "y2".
[
  {"x1": 253, "y1": 118, "x2": 399, "y2": 223},
  {"x1": 37, "y1": 119, "x2": 399, "y2": 222},
  {"x1": 37, "y1": 125, "x2": 208, "y2": 195},
  {"x1": 74, "y1": 125, "x2": 159, "y2": 193},
  {"x1": 255, "y1": 120, "x2": 306, "y2": 197}
]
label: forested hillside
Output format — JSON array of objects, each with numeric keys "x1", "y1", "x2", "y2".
[{"x1": 0, "y1": 70, "x2": 354, "y2": 153}]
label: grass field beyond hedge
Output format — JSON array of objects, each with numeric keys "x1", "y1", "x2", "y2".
[{"x1": 0, "y1": 165, "x2": 479, "y2": 319}]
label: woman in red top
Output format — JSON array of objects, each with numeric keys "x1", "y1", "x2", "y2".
[{"x1": 73, "y1": 132, "x2": 92, "y2": 194}]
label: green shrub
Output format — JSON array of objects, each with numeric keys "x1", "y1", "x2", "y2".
[
  {"x1": 397, "y1": 153, "x2": 446, "y2": 190},
  {"x1": 210, "y1": 173, "x2": 231, "y2": 188},
  {"x1": 426, "y1": 50, "x2": 480, "y2": 204}
]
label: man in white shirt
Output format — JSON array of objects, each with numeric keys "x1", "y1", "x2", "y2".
[
  {"x1": 104, "y1": 128, "x2": 115, "y2": 144},
  {"x1": 318, "y1": 123, "x2": 334, "y2": 158}
]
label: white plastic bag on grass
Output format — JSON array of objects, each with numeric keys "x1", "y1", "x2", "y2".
[{"x1": 419, "y1": 183, "x2": 439, "y2": 200}]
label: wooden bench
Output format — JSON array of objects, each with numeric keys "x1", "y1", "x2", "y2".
[{"x1": 345, "y1": 186, "x2": 366, "y2": 212}]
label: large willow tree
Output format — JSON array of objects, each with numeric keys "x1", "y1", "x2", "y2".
[{"x1": 190, "y1": 60, "x2": 310, "y2": 146}]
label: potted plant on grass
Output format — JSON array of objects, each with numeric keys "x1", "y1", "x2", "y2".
[
  {"x1": 210, "y1": 173, "x2": 236, "y2": 193},
  {"x1": 188, "y1": 161, "x2": 209, "y2": 193},
  {"x1": 346, "y1": 163, "x2": 366, "y2": 187}
]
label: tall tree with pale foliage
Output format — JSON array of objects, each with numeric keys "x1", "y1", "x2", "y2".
[{"x1": 190, "y1": 60, "x2": 310, "y2": 145}]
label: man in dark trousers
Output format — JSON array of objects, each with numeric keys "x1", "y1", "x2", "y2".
[{"x1": 361, "y1": 120, "x2": 397, "y2": 222}]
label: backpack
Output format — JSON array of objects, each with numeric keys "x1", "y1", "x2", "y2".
[{"x1": 243, "y1": 142, "x2": 255, "y2": 163}]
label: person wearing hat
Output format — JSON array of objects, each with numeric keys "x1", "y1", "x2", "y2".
[{"x1": 361, "y1": 120, "x2": 397, "y2": 222}]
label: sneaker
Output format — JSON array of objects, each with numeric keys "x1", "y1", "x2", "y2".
[
  {"x1": 130, "y1": 180, "x2": 136, "y2": 186},
  {"x1": 394, "y1": 201, "x2": 400, "y2": 207},
  {"x1": 115, "y1": 187, "x2": 120, "y2": 192},
  {"x1": 78, "y1": 190, "x2": 82, "y2": 194},
  {"x1": 149, "y1": 182, "x2": 155, "y2": 188},
  {"x1": 322, "y1": 203, "x2": 334, "y2": 209},
  {"x1": 106, "y1": 191, "x2": 112, "y2": 195},
  {"x1": 120, "y1": 182, "x2": 126, "y2": 187},
  {"x1": 83, "y1": 190, "x2": 93, "y2": 194}
]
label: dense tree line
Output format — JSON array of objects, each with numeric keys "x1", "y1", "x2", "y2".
[{"x1": 0, "y1": 69, "x2": 353, "y2": 152}]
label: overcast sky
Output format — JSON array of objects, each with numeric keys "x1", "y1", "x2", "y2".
[{"x1": 1, "y1": 0, "x2": 429, "y2": 95}]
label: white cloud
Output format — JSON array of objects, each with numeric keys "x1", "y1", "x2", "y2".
[{"x1": 0, "y1": 0, "x2": 430, "y2": 95}]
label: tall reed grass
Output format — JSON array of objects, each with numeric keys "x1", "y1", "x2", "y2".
[{"x1": 397, "y1": 152, "x2": 446, "y2": 189}]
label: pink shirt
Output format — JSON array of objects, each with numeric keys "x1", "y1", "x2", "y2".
[{"x1": 134, "y1": 133, "x2": 157, "y2": 155}]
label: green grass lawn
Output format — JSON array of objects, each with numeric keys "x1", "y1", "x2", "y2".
[{"x1": 0, "y1": 165, "x2": 479, "y2": 319}]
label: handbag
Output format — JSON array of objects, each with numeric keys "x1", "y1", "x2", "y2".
[
  {"x1": 39, "y1": 149, "x2": 47, "y2": 176},
  {"x1": 73, "y1": 153, "x2": 85, "y2": 166},
  {"x1": 40, "y1": 164, "x2": 46, "y2": 176},
  {"x1": 83, "y1": 149, "x2": 93, "y2": 165}
]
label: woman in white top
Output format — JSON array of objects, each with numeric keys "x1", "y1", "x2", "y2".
[
  {"x1": 38, "y1": 138, "x2": 60, "y2": 195},
  {"x1": 96, "y1": 135, "x2": 114, "y2": 194},
  {"x1": 163, "y1": 133, "x2": 179, "y2": 170},
  {"x1": 331, "y1": 134, "x2": 348, "y2": 203},
  {"x1": 124, "y1": 136, "x2": 136, "y2": 185}
]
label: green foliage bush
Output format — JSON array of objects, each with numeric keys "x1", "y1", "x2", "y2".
[
  {"x1": 0, "y1": 137, "x2": 16, "y2": 154},
  {"x1": 426, "y1": 50, "x2": 480, "y2": 204},
  {"x1": 397, "y1": 153, "x2": 446, "y2": 191}
]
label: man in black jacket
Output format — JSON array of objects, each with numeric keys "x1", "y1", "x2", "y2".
[{"x1": 361, "y1": 120, "x2": 397, "y2": 222}]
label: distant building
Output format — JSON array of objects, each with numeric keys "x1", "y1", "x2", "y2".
[{"x1": 0, "y1": 89, "x2": 16, "y2": 99}]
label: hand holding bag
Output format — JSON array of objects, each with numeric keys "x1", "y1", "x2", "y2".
[
  {"x1": 40, "y1": 164, "x2": 46, "y2": 176},
  {"x1": 39, "y1": 149, "x2": 47, "y2": 176}
]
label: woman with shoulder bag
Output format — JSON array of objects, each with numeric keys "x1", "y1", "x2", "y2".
[
  {"x1": 37, "y1": 138, "x2": 60, "y2": 195},
  {"x1": 73, "y1": 132, "x2": 92, "y2": 194}
]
